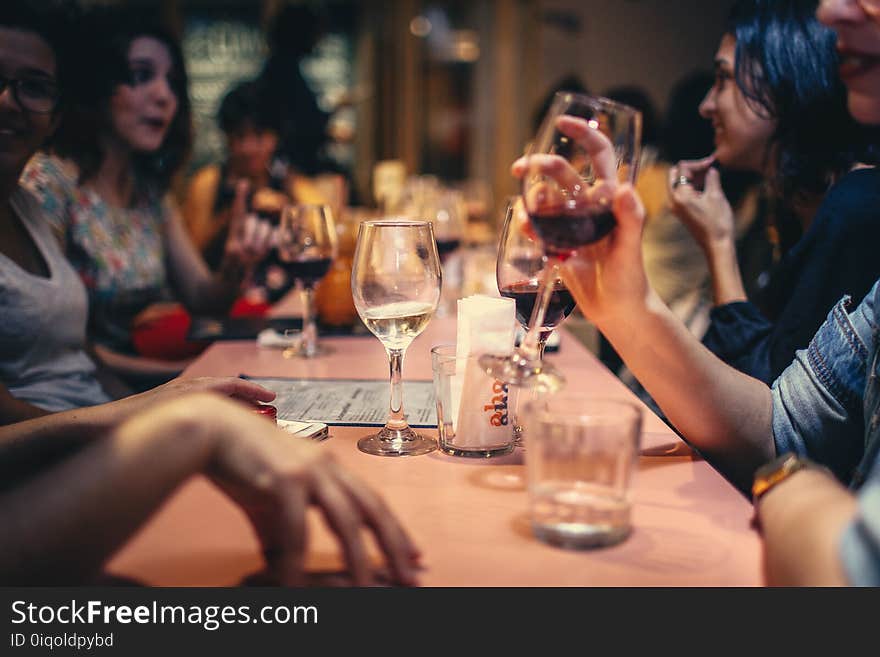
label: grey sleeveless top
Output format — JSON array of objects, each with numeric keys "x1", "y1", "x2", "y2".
[{"x1": 0, "y1": 188, "x2": 110, "y2": 411}]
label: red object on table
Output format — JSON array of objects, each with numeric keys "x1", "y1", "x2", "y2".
[
  {"x1": 230, "y1": 296, "x2": 271, "y2": 318},
  {"x1": 250, "y1": 403, "x2": 278, "y2": 423},
  {"x1": 131, "y1": 305, "x2": 209, "y2": 360}
]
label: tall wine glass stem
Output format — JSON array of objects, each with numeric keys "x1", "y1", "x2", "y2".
[
  {"x1": 300, "y1": 284, "x2": 318, "y2": 357},
  {"x1": 536, "y1": 336, "x2": 549, "y2": 361},
  {"x1": 519, "y1": 260, "x2": 560, "y2": 363},
  {"x1": 386, "y1": 347, "x2": 407, "y2": 431}
]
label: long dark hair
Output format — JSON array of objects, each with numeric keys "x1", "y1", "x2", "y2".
[
  {"x1": 727, "y1": 0, "x2": 879, "y2": 205},
  {"x1": 50, "y1": 7, "x2": 192, "y2": 198}
]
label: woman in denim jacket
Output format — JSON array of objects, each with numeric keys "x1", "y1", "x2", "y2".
[{"x1": 521, "y1": 0, "x2": 880, "y2": 587}]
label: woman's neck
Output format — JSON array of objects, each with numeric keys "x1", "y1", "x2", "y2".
[
  {"x1": 247, "y1": 169, "x2": 270, "y2": 190},
  {"x1": 0, "y1": 175, "x2": 20, "y2": 206},
  {"x1": 0, "y1": 192, "x2": 14, "y2": 229},
  {"x1": 92, "y1": 138, "x2": 135, "y2": 208}
]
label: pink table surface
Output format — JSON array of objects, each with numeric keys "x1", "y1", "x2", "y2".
[{"x1": 106, "y1": 316, "x2": 762, "y2": 586}]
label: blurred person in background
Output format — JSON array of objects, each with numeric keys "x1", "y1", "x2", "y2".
[
  {"x1": 184, "y1": 80, "x2": 288, "y2": 272},
  {"x1": 182, "y1": 80, "x2": 324, "y2": 307},
  {"x1": 256, "y1": 4, "x2": 331, "y2": 179},
  {"x1": 22, "y1": 7, "x2": 274, "y2": 392}
]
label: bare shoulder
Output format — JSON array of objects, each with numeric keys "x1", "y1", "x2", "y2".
[{"x1": 187, "y1": 165, "x2": 222, "y2": 197}]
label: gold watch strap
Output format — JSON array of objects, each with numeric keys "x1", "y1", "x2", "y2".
[{"x1": 752, "y1": 453, "x2": 811, "y2": 502}]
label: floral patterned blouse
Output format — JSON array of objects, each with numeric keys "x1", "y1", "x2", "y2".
[{"x1": 21, "y1": 152, "x2": 172, "y2": 353}]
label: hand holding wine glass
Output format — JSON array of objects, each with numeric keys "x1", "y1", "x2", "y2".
[
  {"x1": 513, "y1": 102, "x2": 640, "y2": 252},
  {"x1": 559, "y1": 185, "x2": 654, "y2": 328},
  {"x1": 276, "y1": 204, "x2": 337, "y2": 358},
  {"x1": 351, "y1": 220, "x2": 441, "y2": 456},
  {"x1": 482, "y1": 92, "x2": 642, "y2": 391}
]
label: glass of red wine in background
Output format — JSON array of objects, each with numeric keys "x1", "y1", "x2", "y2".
[
  {"x1": 430, "y1": 189, "x2": 466, "y2": 317},
  {"x1": 497, "y1": 196, "x2": 575, "y2": 359},
  {"x1": 277, "y1": 204, "x2": 337, "y2": 357},
  {"x1": 481, "y1": 92, "x2": 641, "y2": 391},
  {"x1": 432, "y1": 189, "x2": 466, "y2": 260},
  {"x1": 250, "y1": 188, "x2": 293, "y2": 302}
]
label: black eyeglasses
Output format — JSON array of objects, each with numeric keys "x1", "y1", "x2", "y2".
[{"x1": 0, "y1": 76, "x2": 60, "y2": 114}]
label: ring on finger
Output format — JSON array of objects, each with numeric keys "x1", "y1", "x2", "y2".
[{"x1": 672, "y1": 174, "x2": 692, "y2": 189}]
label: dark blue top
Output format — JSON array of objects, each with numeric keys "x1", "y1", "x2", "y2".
[{"x1": 702, "y1": 167, "x2": 880, "y2": 384}]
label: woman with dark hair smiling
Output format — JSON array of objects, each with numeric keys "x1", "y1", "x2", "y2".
[
  {"x1": 22, "y1": 7, "x2": 273, "y2": 390},
  {"x1": 668, "y1": 0, "x2": 880, "y2": 385}
]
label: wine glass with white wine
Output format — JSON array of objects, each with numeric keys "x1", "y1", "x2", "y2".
[{"x1": 351, "y1": 220, "x2": 441, "y2": 456}]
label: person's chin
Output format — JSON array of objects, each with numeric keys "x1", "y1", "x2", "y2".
[
  {"x1": 713, "y1": 148, "x2": 758, "y2": 174},
  {"x1": 712, "y1": 144, "x2": 732, "y2": 169},
  {"x1": 0, "y1": 154, "x2": 25, "y2": 178},
  {"x1": 847, "y1": 91, "x2": 880, "y2": 127},
  {"x1": 133, "y1": 139, "x2": 164, "y2": 154}
]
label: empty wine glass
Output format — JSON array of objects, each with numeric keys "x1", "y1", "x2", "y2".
[
  {"x1": 351, "y1": 220, "x2": 441, "y2": 456},
  {"x1": 481, "y1": 92, "x2": 641, "y2": 391},
  {"x1": 276, "y1": 204, "x2": 337, "y2": 357}
]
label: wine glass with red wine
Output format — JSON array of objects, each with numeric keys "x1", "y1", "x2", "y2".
[
  {"x1": 481, "y1": 92, "x2": 641, "y2": 390},
  {"x1": 430, "y1": 188, "x2": 466, "y2": 317},
  {"x1": 497, "y1": 196, "x2": 576, "y2": 358},
  {"x1": 276, "y1": 204, "x2": 337, "y2": 357},
  {"x1": 432, "y1": 189, "x2": 466, "y2": 262}
]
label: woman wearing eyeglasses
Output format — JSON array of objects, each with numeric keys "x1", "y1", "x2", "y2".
[{"x1": 0, "y1": 2, "x2": 114, "y2": 422}]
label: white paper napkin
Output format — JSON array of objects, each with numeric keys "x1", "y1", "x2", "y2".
[{"x1": 451, "y1": 295, "x2": 516, "y2": 446}]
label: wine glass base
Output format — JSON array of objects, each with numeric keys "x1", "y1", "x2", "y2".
[
  {"x1": 357, "y1": 427, "x2": 438, "y2": 457},
  {"x1": 438, "y1": 443, "x2": 515, "y2": 458},
  {"x1": 512, "y1": 420, "x2": 525, "y2": 448},
  {"x1": 478, "y1": 353, "x2": 566, "y2": 393}
]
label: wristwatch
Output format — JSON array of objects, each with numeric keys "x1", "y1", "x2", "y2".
[{"x1": 751, "y1": 452, "x2": 827, "y2": 503}]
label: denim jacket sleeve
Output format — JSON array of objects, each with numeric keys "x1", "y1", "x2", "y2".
[{"x1": 770, "y1": 282, "x2": 879, "y2": 483}]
